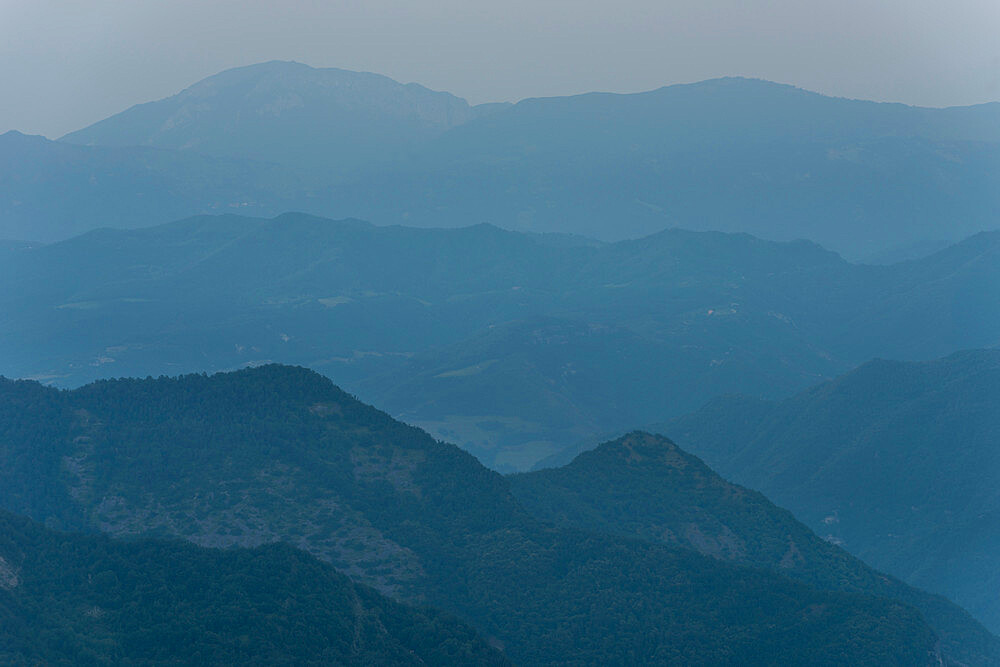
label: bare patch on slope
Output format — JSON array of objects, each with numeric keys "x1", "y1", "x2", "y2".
[
  {"x1": 351, "y1": 446, "x2": 425, "y2": 497},
  {"x1": 0, "y1": 556, "x2": 20, "y2": 589}
]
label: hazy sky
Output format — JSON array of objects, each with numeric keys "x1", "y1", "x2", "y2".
[{"x1": 2, "y1": 0, "x2": 999, "y2": 137}]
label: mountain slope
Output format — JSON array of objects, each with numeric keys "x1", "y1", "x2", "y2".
[
  {"x1": 63, "y1": 60, "x2": 474, "y2": 173},
  {"x1": 0, "y1": 130, "x2": 314, "y2": 242},
  {"x1": 510, "y1": 431, "x2": 1000, "y2": 666},
  {"x1": 664, "y1": 350, "x2": 1000, "y2": 634},
  {"x1": 0, "y1": 510, "x2": 506, "y2": 665},
  {"x1": 0, "y1": 365, "x2": 947, "y2": 664}
]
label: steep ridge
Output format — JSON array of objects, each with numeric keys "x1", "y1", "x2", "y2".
[
  {"x1": 0, "y1": 365, "x2": 946, "y2": 664},
  {"x1": 510, "y1": 431, "x2": 1000, "y2": 666},
  {"x1": 2, "y1": 213, "x2": 996, "y2": 468},
  {"x1": 664, "y1": 350, "x2": 1000, "y2": 633},
  {"x1": 0, "y1": 510, "x2": 506, "y2": 665},
  {"x1": 63, "y1": 61, "x2": 474, "y2": 173}
]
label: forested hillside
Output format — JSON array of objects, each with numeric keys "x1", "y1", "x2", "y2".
[
  {"x1": 0, "y1": 366, "x2": 948, "y2": 665},
  {"x1": 0, "y1": 510, "x2": 505, "y2": 665},
  {"x1": 664, "y1": 350, "x2": 1000, "y2": 634},
  {"x1": 510, "y1": 431, "x2": 1000, "y2": 665}
]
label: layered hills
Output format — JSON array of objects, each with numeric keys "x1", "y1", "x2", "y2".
[
  {"x1": 664, "y1": 350, "x2": 1000, "y2": 634},
  {"x1": 0, "y1": 365, "x2": 961, "y2": 664},
  {"x1": 2, "y1": 56, "x2": 995, "y2": 667},
  {"x1": 1, "y1": 213, "x2": 996, "y2": 468}
]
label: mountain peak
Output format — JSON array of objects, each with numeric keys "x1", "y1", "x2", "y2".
[
  {"x1": 179, "y1": 60, "x2": 426, "y2": 99},
  {"x1": 660, "y1": 76, "x2": 810, "y2": 95},
  {"x1": 61, "y1": 61, "x2": 475, "y2": 171},
  {"x1": 584, "y1": 431, "x2": 690, "y2": 467},
  {"x1": 0, "y1": 130, "x2": 47, "y2": 146},
  {"x1": 76, "y1": 363, "x2": 367, "y2": 423}
]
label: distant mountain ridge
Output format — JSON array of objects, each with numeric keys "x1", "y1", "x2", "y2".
[
  {"x1": 342, "y1": 75, "x2": 998, "y2": 255},
  {"x1": 1, "y1": 213, "x2": 997, "y2": 469},
  {"x1": 46, "y1": 62, "x2": 1000, "y2": 256}
]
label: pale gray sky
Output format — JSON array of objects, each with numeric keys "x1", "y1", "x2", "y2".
[{"x1": 2, "y1": 0, "x2": 999, "y2": 137}]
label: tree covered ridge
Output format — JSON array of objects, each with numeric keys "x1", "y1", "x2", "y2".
[{"x1": 0, "y1": 365, "x2": 952, "y2": 664}]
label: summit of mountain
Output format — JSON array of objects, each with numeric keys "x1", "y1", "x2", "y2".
[{"x1": 62, "y1": 60, "x2": 475, "y2": 172}]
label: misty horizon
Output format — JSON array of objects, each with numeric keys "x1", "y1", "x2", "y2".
[
  {"x1": 7, "y1": 62, "x2": 994, "y2": 144},
  {"x1": 3, "y1": 0, "x2": 998, "y2": 137},
  {"x1": 10, "y1": 63, "x2": 1000, "y2": 141}
]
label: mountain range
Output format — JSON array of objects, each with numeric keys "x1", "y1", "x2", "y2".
[
  {"x1": 1, "y1": 57, "x2": 997, "y2": 663},
  {"x1": 319, "y1": 75, "x2": 1000, "y2": 257},
  {"x1": 0, "y1": 61, "x2": 995, "y2": 256},
  {"x1": 0, "y1": 364, "x2": 993, "y2": 664}
]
